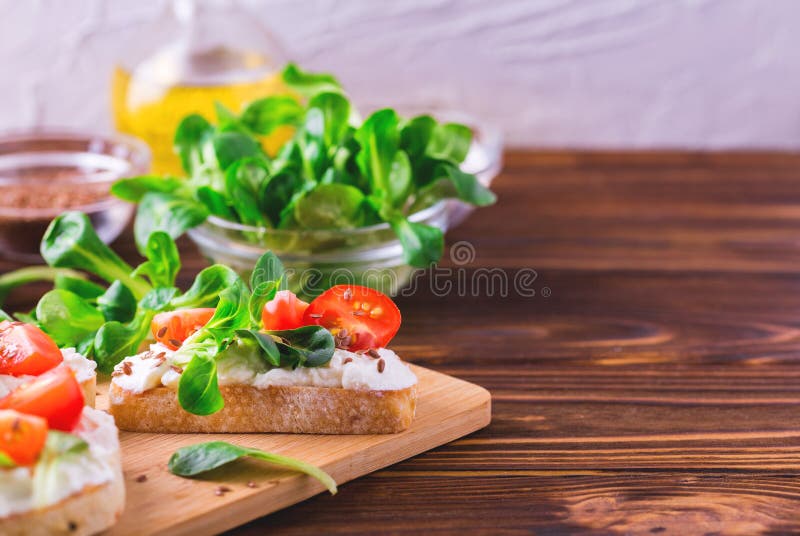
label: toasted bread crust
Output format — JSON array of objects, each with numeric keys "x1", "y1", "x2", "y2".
[
  {"x1": 0, "y1": 464, "x2": 124, "y2": 536},
  {"x1": 109, "y1": 383, "x2": 418, "y2": 434},
  {"x1": 79, "y1": 376, "x2": 96, "y2": 408}
]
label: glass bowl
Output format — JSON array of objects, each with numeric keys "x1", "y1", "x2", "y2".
[
  {"x1": 0, "y1": 131, "x2": 151, "y2": 261},
  {"x1": 188, "y1": 201, "x2": 449, "y2": 299}
]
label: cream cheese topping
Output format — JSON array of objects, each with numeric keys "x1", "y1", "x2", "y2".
[
  {"x1": 0, "y1": 348, "x2": 96, "y2": 398},
  {"x1": 0, "y1": 407, "x2": 121, "y2": 517},
  {"x1": 111, "y1": 342, "x2": 417, "y2": 393},
  {"x1": 111, "y1": 347, "x2": 170, "y2": 394}
]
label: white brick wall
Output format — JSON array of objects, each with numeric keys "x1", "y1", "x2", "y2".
[{"x1": 2, "y1": 0, "x2": 800, "y2": 148}]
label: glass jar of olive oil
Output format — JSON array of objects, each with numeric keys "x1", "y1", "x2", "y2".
[{"x1": 112, "y1": 0, "x2": 288, "y2": 175}]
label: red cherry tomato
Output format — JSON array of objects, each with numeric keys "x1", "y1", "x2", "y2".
[
  {"x1": 0, "y1": 366, "x2": 84, "y2": 432},
  {"x1": 302, "y1": 285, "x2": 401, "y2": 351},
  {"x1": 0, "y1": 321, "x2": 63, "y2": 376},
  {"x1": 152, "y1": 308, "x2": 216, "y2": 350},
  {"x1": 262, "y1": 290, "x2": 309, "y2": 331},
  {"x1": 0, "y1": 409, "x2": 48, "y2": 466}
]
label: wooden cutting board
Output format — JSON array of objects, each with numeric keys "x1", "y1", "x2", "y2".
[{"x1": 97, "y1": 365, "x2": 491, "y2": 536}]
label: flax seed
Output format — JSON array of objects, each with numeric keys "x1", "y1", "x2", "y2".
[
  {"x1": 168, "y1": 339, "x2": 182, "y2": 348},
  {"x1": 377, "y1": 358, "x2": 385, "y2": 373},
  {"x1": 156, "y1": 326, "x2": 167, "y2": 338},
  {"x1": 122, "y1": 362, "x2": 133, "y2": 375},
  {"x1": 343, "y1": 357, "x2": 353, "y2": 364},
  {"x1": 367, "y1": 349, "x2": 381, "y2": 359},
  {"x1": 135, "y1": 475, "x2": 147, "y2": 483},
  {"x1": 170, "y1": 365, "x2": 183, "y2": 374}
]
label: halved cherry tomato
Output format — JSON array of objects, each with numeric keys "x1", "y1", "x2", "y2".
[
  {"x1": 302, "y1": 285, "x2": 401, "y2": 351},
  {"x1": 0, "y1": 366, "x2": 83, "y2": 432},
  {"x1": 262, "y1": 290, "x2": 309, "y2": 331},
  {"x1": 152, "y1": 308, "x2": 216, "y2": 350},
  {"x1": 0, "y1": 321, "x2": 62, "y2": 377},
  {"x1": 0, "y1": 409, "x2": 48, "y2": 466}
]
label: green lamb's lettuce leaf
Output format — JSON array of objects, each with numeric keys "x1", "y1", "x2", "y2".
[
  {"x1": 265, "y1": 325, "x2": 335, "y2": 368},
  {"x1": 35, "y1": 289, "x2": 105, "y2": 347},
  {"x1": 249, "y1": 250, "x2": 286, "y2": 290},
  {"x1": 281, "y1": 63, "x2": 342, "y2": 98},
  {"x1": 199, "y1": 280, "x2": 250, "y2": 345},
  {"x1": 96, "y1": 281, "x2": 137, "y2": 323},
  {"x1": 213, "y1": 132, "x2": 263, "y2": 171},
  {"x1": 175, "y1": 114, "x2": 214, "y2": 175},
  {"x1": 293, "y1": 183, "x2": 365, "y2": 230},
  {"x1": 225, "y1": 158, "x2": 272, "y2": 227},
  {"x1": 307, "y1": 92, "x2": 350, "y2": 149},
  {"x1": 168, "y1": 440, "x2": 337, "y2": 494},
  {"x1": 413, "y1": 162, "x2": 496, "y2": 209},
  {"x1": 234, "y1": 329, "x2": 280, "y2": 367},
  {"x1": 390, "y1": 217, "x2": 444, "y2": 268},
  {"x1": 53, "y1": 274, "x2": 105, "y2": 301},
  {"x1": 178, "y1": 348, "x2": 224, "y2": 416},
  {"x1": 134, "y1": 192, "x2": 208, "y2": 254},
  {"x1": 110, "y1": 176, "x2": 185, "y2": 203},
  {"x1": 248, "y1": 280, "x2": 279, "y2": 326},
  {"x1": 427, "y1": 122, "x2": 473, "y2": 163},
  {"x1": 93, "y1": 309, "x2": 156, "y2": 373},
  {"x1": 241, "y1": 96, "x2": 304, "y2": 135},
  {"x1": 41, "y1": 211, "x2": 150, "y2": 300},
  {"x1": 169, "y1": 265, "x2": 243, "y2": 310},
  {"x1": 131, "y1": 231, "x2": 181, "y2": 289}
]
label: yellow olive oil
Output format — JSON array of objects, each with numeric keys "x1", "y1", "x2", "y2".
[{"x1": 112, "y1": 60, "x2": 293, "y2": 175}]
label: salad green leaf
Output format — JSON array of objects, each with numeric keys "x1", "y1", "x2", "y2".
[
  {"x1": 169, "y1": 265, "x2": 242, "y2": 309},
  {"x1": 241, "y1": 95, "x2": 304, "y2": 135},
  {"x1": 168, "y1": 440, "x2": 337, "y2": 494},
  {"x1": 41, "y1": 212, "x2": 150, "y2": 300},
  {"x1": 97, "y1": 281, "x2": 136, "y2": 323},
  {"x1": 36, "y1": 289, "x2": 105, "y2": 347},
  {"x1": 174, "y1": 114, "x2": 214, "y2": 176},
  {"x1": 134, "y1": 192, "x2": 208, "y2": 253},
  {"x1": 178, "y1": 349, "x2": 224, "y2": 416},
  {"x1": 132, "y1": 231, "x2": 181, "y2": 289}
]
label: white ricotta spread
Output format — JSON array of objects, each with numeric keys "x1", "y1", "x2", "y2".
[
  {"x1": 112, "y1": 343, "x2": 417, "y2": 393},
  {"x1": 110, "y1": 345, "x2": 171, "y2": 394},
  {"x1": 0, "y1": 407, "x2": 121, "y2": 517},
  {"x1": 0, "y1": 348, "x2": 96, "y2": 398}
]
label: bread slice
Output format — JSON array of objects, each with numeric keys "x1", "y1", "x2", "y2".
[
  {"x1": 0, "y1": 475, "x2": 124, "y2": 536},
  {"x1": 109, "y1": 383, "x2": 418, "y2": 434}
]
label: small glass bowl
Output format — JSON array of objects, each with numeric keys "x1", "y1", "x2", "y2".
[
  {"x1": 188, "y1": 201, "x2": 449, "y2": 299},
  {"x1": 0, "y1": 131, "x2": 151, "y2": 261}
]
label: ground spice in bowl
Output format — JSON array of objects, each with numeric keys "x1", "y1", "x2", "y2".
[{"x1": 0, "y1": 132, "x2": 150, "y2": 261}]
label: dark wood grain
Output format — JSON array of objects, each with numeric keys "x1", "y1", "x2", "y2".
[{"x1": 4, "y1": 150, "x2": 800, "y2": 535}]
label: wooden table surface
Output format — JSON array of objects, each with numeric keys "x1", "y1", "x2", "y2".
[{"x1": 4, "y1": 150, "x2": 800, "y2": 534}]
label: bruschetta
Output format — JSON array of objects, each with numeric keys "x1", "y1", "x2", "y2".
[
  {"x1": 108, "y1": 284, "x2": 418, "y2": 434},
  {"x1": 0, "y1": 360, "x2": 124, "y2": 535}
]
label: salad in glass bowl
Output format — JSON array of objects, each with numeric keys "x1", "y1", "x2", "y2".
[{"x1": 112, "y1": 64, "x2": 497, "y2": 297}]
